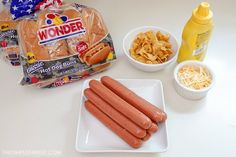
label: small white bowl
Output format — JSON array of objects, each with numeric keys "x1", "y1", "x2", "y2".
[
  {"x1": 123, "y1": 26, "x2": 179, "y2": 72},
  {"x1": 173, "y1": 60, "x2": 215, "y2": 100}
]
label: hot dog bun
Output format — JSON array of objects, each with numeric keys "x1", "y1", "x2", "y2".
[
  {"x1": 81, "y1": 8, "x2": 108, "y2": 45},
  {"x1": 64, "y1": 8, "x2": 108, "y2": 55},
  {"x1": 0, "y1": 9, "x2": 11, "y2": 21},
  {"x1": 63, "y1": 9, "x2": 90, "y2": 55},
  {"x1": 18, "y1": 20, "x2": 50, "y2": 60},
  {"x1": 17, "y1": 6, "x2": 111, "y2": 62}
]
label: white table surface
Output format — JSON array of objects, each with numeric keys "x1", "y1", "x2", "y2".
[{"x1": 0, "y1": 0, "x2": 236, "y2": 157}]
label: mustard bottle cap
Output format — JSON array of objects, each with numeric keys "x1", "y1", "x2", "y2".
[{"x1": 192, "y1": 2, "x2": 213, "y2": 24}]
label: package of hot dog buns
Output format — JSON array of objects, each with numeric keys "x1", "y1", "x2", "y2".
[
  {"x1": 0, "y1": 6, "x2": 21, "y2": 66},
  {"x1": 17, "y1": 3, "x2": 116, "y2": 88}
]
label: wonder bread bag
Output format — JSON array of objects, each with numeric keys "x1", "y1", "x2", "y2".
[
  {"x1": 18, "y1": 3, "x2": 116, "y2": 88},
  {"x1": 0, "y1": 6, "x2": 20, "y2": 66}
]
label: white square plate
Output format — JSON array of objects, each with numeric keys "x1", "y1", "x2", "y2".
[{"x1": 75, "y1": 79, "x2": 168, "y2": 153}]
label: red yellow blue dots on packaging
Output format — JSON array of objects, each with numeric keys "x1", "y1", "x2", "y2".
[
  {"x1": 0, "y1": 40, "x2": 8, "y2": 48},
  {"x1": 63, "y1": 76, "x2": 72, "y2": 83},
  {"x1": 31, "y1": 76, "x2": 40, "y2": 84},
  {"x1": 107, "y1": 52, "x2": 114, "y2": 61},
  {"x1": 46, "y1": 13, "x2": 68, "y2": 25},
  {"x1": 26, "y1": 52, "x2": 36, "y2": 64},
  {"x1": 24, "y1": 76, "x2": 40, "y2": 84},
  {"x1": 0, "y1": 23, "x2": 9, "y2": 31},
  {"x1": 51, "y1": 75, "x2": 72, "y2": 87},
  {"x1": 24, "y1": 77, "x2": 31, "y2": 83}
]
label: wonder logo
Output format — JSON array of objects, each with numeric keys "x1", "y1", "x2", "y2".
[{"x1": 37, "y1": 13, "x2": 86, "y2": 45}]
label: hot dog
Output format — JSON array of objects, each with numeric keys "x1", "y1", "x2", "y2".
[
  {"x1": 147, "y1": 122, "x2": 158, "y2": 134},
  {"x1": 89, "y1": 80, "x2": 152, "y2": 129},
  {"x1": 84, "y1": 88, "x2": 146, "y2": 138},
  {"x1": 142, "y1": 132, "x2": 151, "y2": 141},
  {"x1": 80, "y1": 43, "x2": 110, "y2": 65},
  {"x1": 85, "y1": 100, "x2": 142, "y2": 148},
  {"x1": 101, "y1": 76, "x2": 167, "y2": 123}
]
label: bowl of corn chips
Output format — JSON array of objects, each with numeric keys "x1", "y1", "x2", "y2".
[{"x1": 123, "y1": 26, "x2": 178, "y2": 72}]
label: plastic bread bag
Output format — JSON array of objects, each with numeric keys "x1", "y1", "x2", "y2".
[
  {"x1": 2, "y1": 0, "x2": 11, "y2": 5},
  {"x1": 10, "y1": 0, "x2": 63, "y2": 20},
  {"x1": 35, "y1": 63, "x2": 111, "y2": 88},
  {"x1": 0, "y1": 6, "x2": 20, "y2": 66},
  {"x1": 18, "y1": 3, "x2": 116, "y2": 88}
]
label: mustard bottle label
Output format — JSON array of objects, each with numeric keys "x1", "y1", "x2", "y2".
[{"x1": 192, "y1": 30, "x2": 211, "y2": 56}]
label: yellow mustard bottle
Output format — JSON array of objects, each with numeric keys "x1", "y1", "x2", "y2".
[{"x1": 177, "y1": 2, "x2": 214, "y2": 63}]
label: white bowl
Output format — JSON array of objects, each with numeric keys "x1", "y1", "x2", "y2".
[
  {"x1": 123, "y1": 26, "x2": 179, "y2": 72},
  {"x1": 173, "y1": 60, "x2": 215, "y2": 100}
]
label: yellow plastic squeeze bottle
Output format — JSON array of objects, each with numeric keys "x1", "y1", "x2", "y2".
[{"x1": 177, "y1": 2, "x2": 214, "y2": 63}]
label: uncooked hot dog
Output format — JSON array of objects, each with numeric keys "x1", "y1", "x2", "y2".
[
  {"x1": 147, "y1": 122, "x2": 158, "y2": 134},
  {"x1": 84, "y1": 88, "x2": 147, "y2": 138},
  {"x1": 101, "y1": 76, "x2": 167, "y2": 123},
  {"x1": 89, "y1": 80, "x2": 152, "y2": 129},
  {"x1": 142, "y1": 132, "x2": 151, "y2": 141},
  {"x1": 85, "y1": 100, "x2": 142, "y2": 148}
]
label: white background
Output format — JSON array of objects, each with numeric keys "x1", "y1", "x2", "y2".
[{"x1": 0, "y1": 0, "x2": 236, "y2": 157}]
